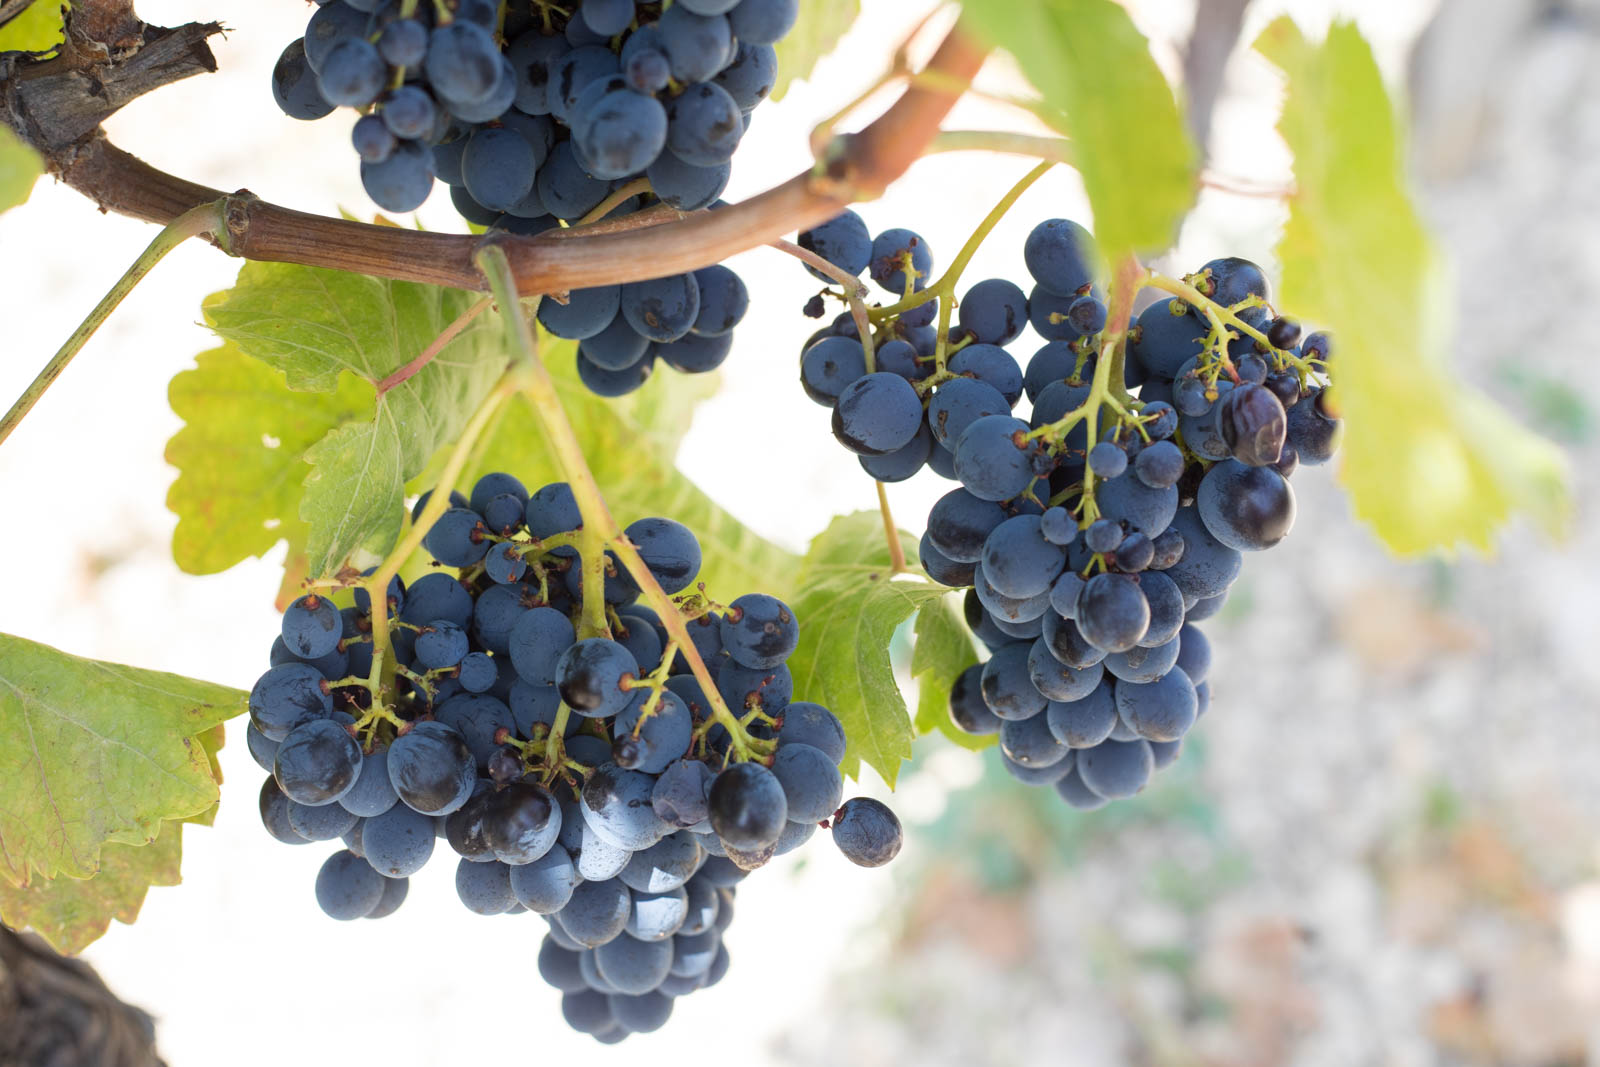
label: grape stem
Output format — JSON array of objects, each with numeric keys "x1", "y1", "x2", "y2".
[
  {"x1": 375, "y1": 296, "x2": 492, "y2": 395},
  {"x1": 357, "y1": 370, "x2": 518, "y2": 712},
  {"x1": 866, "y1": 161, "x2": 1054, "y2": 374},
  {"x1": 875, "y1": 483, "x2": 908, "y2": 575},
  {"x1": 924, "y1": 130, "x2": 1076, "y2": 166},
  {"x1": 573, "y1": 177, "x2": 654, "y2": 229},
  {"x1": 0, "y1": 198, "x2": 228, "y2": 449},
  {"x1": 1024, "y1": 254, "x2": 1143, "y2": 523},
  {"x1": 767, "y1": 237, "x2": 874, "y2": 366},
  {"x1": 16, "y1": 21, "x2": 987, "y2": 295},
  {"x1": 1142, "y1": 271, "x2": 1321, "y2": 377},
  {"x1": 476, "y1": 243, "x2": 765, "y2": 763}
]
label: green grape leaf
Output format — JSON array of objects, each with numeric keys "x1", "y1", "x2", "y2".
[
  {"x1": 1257, "y1": 19, "x2": 1571, "y2": 553},
  {"x1": 0, "y1": 633, "x2": 244, "y2": 885},
  {"x1": 0, "y1": 821, "x2": 183, "y2": 955},
  {"x1": 959, "y1": 0, "x2": 1197, "y2": 256},
  {"x1": 0, "y1": 1, "x2": 68, "y2": 54},
  {"x1": 911, "y1": 592, "x2": 989, "y2": 751},
  {"x1": 0, "y1": 124, "x2": 42, "y2": 214},
  {"x1": 165, "y1": 343, "x2": 373, "y2": 584},
  {"x1": 202, "y1": 266, "x2": 503, "y2": 576},
  {"x1": 788, "y1": 512, "x2": 950, "y2": 787},
  {"x1": 772, "y1": 0, "x2": 859, "y2": 101},
  {"x1": 446, "y1": 338, "x2": 801, "y2": 601}
]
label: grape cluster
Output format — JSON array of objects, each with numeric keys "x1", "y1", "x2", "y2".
[
  {"x1": 247, "y1": 470, "x2": 900, "y2": 1042},
  {"x1": 793, "y1": 213, "x2": 1342, "y2": 808},
  {"x1": 271, "y1": 1, "x2": 778, "y2": 396}
]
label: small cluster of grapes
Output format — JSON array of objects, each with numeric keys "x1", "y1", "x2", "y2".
[
  {"x1": 272, "y1": 0, "x2": 793, "y2": 218},
  {"x1": 534, "y1": 260, "x2": 748, "y2": 398},
  {"x1": 270, "y1": 1, "x2": 779, "y2": 397},
  {"x1": 247, "y1": 470, "x2": 899, "y2": 1042},
  {"x1": 791, "y1": 213, "x2": 1342, "y2": 808}
]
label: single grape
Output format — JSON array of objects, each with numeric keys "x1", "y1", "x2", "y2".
[
  {"x1": 652, "y1": 758, "x2": 716, "y2": 829},
  {"x1": 423, "y1": 507, "x2": 489, "y2": 567},
  {"x1": 1084, "y1": 518, "x2": 1124, "y2": 555},
  {"x1": 316, "y1": 849, "x2": 386, "y2": 920},
  {"x1": 361, "y1": 802, "x2": 436, "y2": 877},
  {"x1": 830, "y1": 797, "x2": 902, "y2": 867},
  {"x1": 1193, "y1": 256, "x2": 1268, "y2": 308},
  {"x1": 869, "y1": 228, "x2": 934, "y2": 295},
  {"x1": 621, "y1": 274, "x2": 701, "y2": 343},
  {"x1": 1114, "y1": 666, "x2": 1196, "y2": 742},
  {"x1": 709, "y1": 762, "x2": 787, "y2": 851},
  {"x1": 664, "y1": 81, "x2": 743, "y2": 166},
  {"x1": 1175, "y1": 623, "x2": 1211, "y2": 685},
  {"x1": 1000, "y1": 712, "x2": 1073, "y2": 768},
  {"x1": 455, "y1": 856, "x2": 516, "y2": 915},
  {"x1": 1087, "y1": 441, "x2": 1128, "y2": 479},
  {"x1": 271, "y1": 39, "x2": 336, "y2": 120},
  {"x1": 770, "y1": 743, "x2": 843, "y2": 824},
  {"x1": 483, "y1": 781, "x2": 561, "y2": 864},
  {"x1": 1075, "y1": 573, "x2": 1149, "y2": 653},
  {"x1": 317, "y1": 37, "x2": 387, "y2": 107},
  {"x1": 575, "y1": 88, "x2": 669, "y2": 180},
  {"x1": 957, "y1": 279, "x2": 1028, "y2": 346},
  {"x1": 1045, "y1": 680, "x2": 1119, "y2": 748},
  {"x1": 798, "y1": 209, "x2": 872, "y2": 281},
  {"x1": 658, "y1": 5, "x2": 733, "y2": 83},
  {"x1": 1024, "y1": 218, "x2": 1100, "y2": 297},
  {"x1": 249, "y1": 662, "x2": 332, "y2": 741},
  {"x1": 832, "y1": 372, "x2": 924, "y2": 456},
  {"x1": 1196, "y1": 460, "x2": 1296, "y2": 551},
  {"x1": 582, "y1": 763, "x2": 669, "y2": 851},
  {"x1": 1027, "y1": 637, "x2": 1103, "y2": 703},
  {"x1": 927, "y1": 377, "x2": 1009, "y2": 450},
  {"x1": 728, "y1": 0, "x2": 799, "y2": 43},
  {"x1": 979, "y1": 641, "x2": 1046, "y2": 721},
  {"x1": 511, "y1": 847, "x2": 579, "y2": 913},
  {"x1": 275, "y1": 718, "x2": 362, "y2": 806},
  {"x1": 948, "y1": 663, "x2": 1002, "y2": 734},
  {"x1": 719, "y1": 593, "x2": 798, "y2": 670},
  {"x1": 387, "y1": 720, "x2": 476, "y2": 815}
]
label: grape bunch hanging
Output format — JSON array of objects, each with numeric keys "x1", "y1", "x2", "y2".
[
  {"x1": 270, "y1": 0, "x2": 782, "y2": 395},
  {"x1": 248, "y1": 471, "x2": 899, "y2": 1043},
  {"x1": 793, "y1": 211, "x2": 1342, "y2": 806}
]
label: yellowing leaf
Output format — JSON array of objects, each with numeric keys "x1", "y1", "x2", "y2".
[
  {"x1": 0, "y1": 821, "x2": 183, "y2": 955},
  {"x1": 165, "y1": 343, "x2": 373, "y2": 578},
  {"x1": 772, "y1": 0, "x2": 859, "y2": 102},
  {"x1": 960, "y1": 0, "x2": 1197, "y2": 255},
  {"x1": 0, "y1": 633, "x2": 243, "y2": 884},
  {"x1": 0, "y1": 1, "x2": 68, "y2": 54},
  {"x1": 202, "y1": 266, "x2": 503, "y2": 576},
  {"x1": 0, "y1": 124, "x2": 42, "y2": 214},
  {"x1": 1258, "y1": 18, "x2": 1570, "y2": 553},
  {"x1": 788, "y1": 513, "x2": 948, "y2": 786}
]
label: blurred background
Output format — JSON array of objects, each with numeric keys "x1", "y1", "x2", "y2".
[{"x1": 3, "y1": 0, "x2": 1598, "y2": 1063}]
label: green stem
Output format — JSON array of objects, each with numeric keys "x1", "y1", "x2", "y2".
[
  {"x1": 362, "y1": 373, "x2": 517, "y2": 699},
  {"x1": 576, "y1": 177, "x2": 652, "y2": 227},
  {"x1": 577, "y1": 521, "x2": 610, "y2": 639},
  {"x1": 475, "y1": 244, "x2": 761, "y2": 762},
  {"x1": 869, "y1": 161, "x2": 1055, "y2": 375},
  {"x1": 925, "y1": 130, "x2": 1075, "y2": 166},
  {"x1": 1143, "y1": 272, "x2": 1320, "y2": 377},
  {"x1": 0, "y1": 200, "x2": 227, "y2": 449}
]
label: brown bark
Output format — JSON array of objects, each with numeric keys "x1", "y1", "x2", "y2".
[{"x1": 3, "y1": 3, "x2": 988, "y2": 294}]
